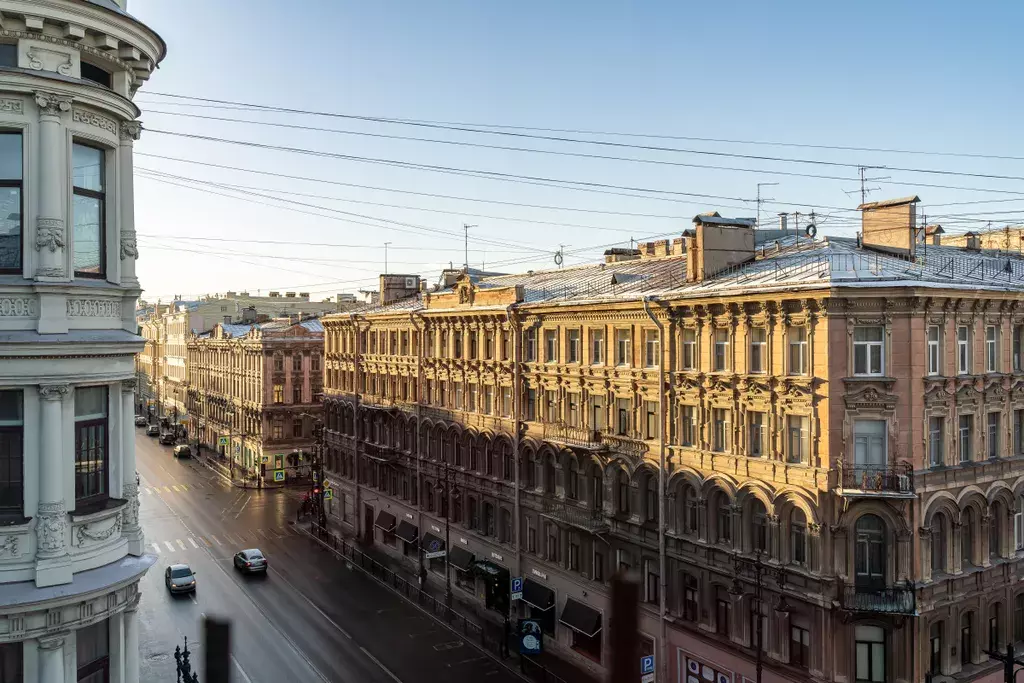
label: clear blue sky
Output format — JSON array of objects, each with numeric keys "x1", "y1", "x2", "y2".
[{"x1": 129, "y1": 0, "x2": 1024, "y2": 303}]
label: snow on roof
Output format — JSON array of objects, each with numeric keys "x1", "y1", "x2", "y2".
[
  {"x1": 219, "y1": 323, "x2": 257, "y2": 338},
  {"x1": 299, "y1": 319, "x2": 324, "y2": 333}
]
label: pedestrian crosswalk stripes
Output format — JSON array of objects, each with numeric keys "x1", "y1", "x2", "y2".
[
  {"x1": 143, "y1": 483, "x2": 197, "y2": 495},
  {"x1": 147, "y1": 527, "x2": 298, "y2": 553}
]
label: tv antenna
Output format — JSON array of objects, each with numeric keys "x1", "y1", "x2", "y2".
[
  {"x1": 756, "y1": 182, "x2": 778, "y2": 229},
  {"x1": 463, "y1": 224, "x2": 478, "y2": 271}
]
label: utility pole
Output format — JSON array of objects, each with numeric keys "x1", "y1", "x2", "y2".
[
  {"x1": 982, "y1": 643, "x2": 1024, "y2": 683},
  {"x1": 756, "y1": 183, "x2": 779, "y2": 229},
  {"x1": 463, "y1": 224, "x2": 478, "y2": 271},
  {"x1": 383, "y1": 242, "x2": 391, "y2": 274}
]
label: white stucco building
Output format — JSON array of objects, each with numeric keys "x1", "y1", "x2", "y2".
[{"x1": 0, "y1": 1, "x2": 165, "y2": 681}]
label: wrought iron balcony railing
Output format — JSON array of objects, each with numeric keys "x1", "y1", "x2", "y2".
[
  {"x1": 839, "y1": 461, "x2": 914, "y2": 496},
  {"x1": 541, "y1": 422, "x2": 602, "y2": 450},
  {"x1": 541, "y1": 500, "x2": 609, "y2": 534},
  {"x1": 840, "y1": 583, "x2": 916, "y2": 615}
]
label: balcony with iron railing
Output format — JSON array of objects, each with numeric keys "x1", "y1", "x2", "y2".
[
  {"x1": 837, "y1": 461, "x2": 914, "y2": 497},
  {"x1": 539, "y1": 422, "x2": 602, "y2": 450},
  {"x1": 839, "y1": 582, "x2": 916, "y2": 615},
  {"x1": 541, "y1": 500, "x2": 609, "y2": 534}
]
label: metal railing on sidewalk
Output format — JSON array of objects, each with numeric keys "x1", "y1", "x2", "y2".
[{"x1": 299, "y1": 521, "x2": 572, "y2": 683}]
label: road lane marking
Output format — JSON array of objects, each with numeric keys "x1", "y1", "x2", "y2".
[
  {"x1": 164, "y1": 542, "x2": 175, "y2": 552},
  {"x1": 188, "y1": 538, "x2": 199, "y2": 548},
  {"x1": 152, "y1": 543, "x2": 161, "y2": 554},
  {"x1": 231, "y1": 655, "x2": 254, "y2": 683},
  {"x1": 177, "y1": 539, "x2": 186, "y2": 550},
  {"x1": 199, "y1": 536, "x2": 211, "y2": 546},
  {"x1": 267, "y1": 567, "x2": 351, "y2": 639},
  {"x1": 180, "y1": 484, "x2": 189, "y2": 491},
  {"x1": 234, "y1": 495, "x2": 251, "y2": 519},
  {"x1": 163, "y1": 486, "x2": 171, "y2": 493},
  {"x1": 210, "y1": 535, "x2": 221, "y2": 545},
  {"x1": 144, "y1": 488, "x2": 152, "y2": 495},
  {"x1": 171, "y1": 485, "x2": 181, "y2": 492},
  {"x1": 360, "y1": 646, "x2": 403, "y2": 683},
  {"x1": 189, "y1": 592, "x2": 198, "y2": 605}
]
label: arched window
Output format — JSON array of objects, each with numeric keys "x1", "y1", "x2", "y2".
[
  {"x1": 715, "y1": 493, "x2": 732, "y2": 544},
  {"x1": 616, "y1": 469, "x2": 630, "y2": 515},
  {"x1": 645, "y1": 474, "x2": 657, "y2": 523},
  {"x1": 990, "y1": 502, "x2": 1003, "y2": 559},
  {"x1": 962, "y1": 507, "x2": 976, "y2": 567},
  {"x1": 750, "y1": 499, "x2": 768, "y2": 553},
  {"x1": 567, "y1": 458, "x2": 580, "y2": 500},
  {"x1": 590, "y1": 465, "x2": 604, "y2": 510},
  {"x1": 961, "y1": 612, "x2": 974, "y2": 665},
  {"x1": 790, "y1": 508, "x2": 808, "y2": 565},
  {"x1": 543, "y1": 454, "x2": 556, "y2": 494},
  {"x1": 855, "y1": 515, "x2": 886, "y2": 588},
  {"x1": 932, "y1": 512, "x2": 948, "y2": 574}
]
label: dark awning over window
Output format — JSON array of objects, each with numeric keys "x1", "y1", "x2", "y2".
[
  {"x1": 420, "y1": 533, "x2": 446, "y2": 554},
  {"x1": 449, "y1": 546, "x2": 474, "y2": 571},
  {"x1": 560, "y1": 598, "x2": 601, "y2": 637},
  {"x1": 522, "y1": 579, "x2": 555, "y2": 611},
  {"x1": 374, "y1": 510, "x2": 396, "y2": 532},
  {"x1": 395, "y1": 521, "x2": 418, "y2": 543}
]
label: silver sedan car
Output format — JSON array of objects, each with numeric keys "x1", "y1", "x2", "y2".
[{"x1": 165, "y1": 564, "x2": 197, "y2": 594}]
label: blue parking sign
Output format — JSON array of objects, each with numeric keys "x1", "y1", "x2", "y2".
[
  {"x1": 510, "y1": 577, "x2": 523, "y2": 600},
  {"x1": 641, "y1": 655, "x2": 655, "y2": 675}
]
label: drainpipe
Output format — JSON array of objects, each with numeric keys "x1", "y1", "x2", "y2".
[
  {"x1": 410, "y1": 311, "x2": 426, "y2": 579},
  {"x1": 643, "y1": 296, "x2": 668, "y2": 683},
  {"x1": 506, "y1": 303, "x2": 522, "y2": 581}
]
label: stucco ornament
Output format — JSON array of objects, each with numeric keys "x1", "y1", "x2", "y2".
[
  {"x1": 34, "y1": 92, "x2": 71, "y2": 117},
  {"x1": 122, "y1": 480, "x2": 140, "y2": 528},
  {"x1": 35, "y1": 218, "x2": 65, "y2": 252},
  {"x1": 120, "y1": 232, "x2": 139, "y2": 260},
  {"x1": 37, "y1": 501, "x2": 67, "y2": 556}
]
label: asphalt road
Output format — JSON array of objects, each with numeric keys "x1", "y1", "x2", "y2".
[{"x1": 135, "y1": 430, "x2": 518, "y2": 683}]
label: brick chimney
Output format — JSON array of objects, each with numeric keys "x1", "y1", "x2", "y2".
[
  {"x1": 685, "y1": 213, "x2": 756, "y2": 283},
  {"x1": 858, "y1": 196, "x2": 920, "y2": 258}
]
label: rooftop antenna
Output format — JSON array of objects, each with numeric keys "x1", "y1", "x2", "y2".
[
  {"x1": 844, "y1": 166, "x2": 888, "y2": 205},
  {"x1": 383, "y1": 241, "x2": 391, "y2": 274},
  {"x1": 756, "y1": 182, "x2": 779, "y2": 229},
  {"x1": 463, "y1": 224, "x2": 478, "y2": 271}
]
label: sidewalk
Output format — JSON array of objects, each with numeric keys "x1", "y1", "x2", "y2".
[
  {"x1": 192, "y1": 445, "x2": 292, "y2": 490},
  {"x1": 316, "y1": 514, "x2": 600, "y2": 683}
]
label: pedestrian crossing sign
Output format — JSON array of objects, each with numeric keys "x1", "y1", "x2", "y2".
[
  {"x1": 324, "y1": 488, "x2": 334, "y2": 500},
  {"x1": 217, "y1": 436, "x2": 229, "y2": 446},
  {"x1": 273, "y1": 469, "x2": 285, "y2": 482}
]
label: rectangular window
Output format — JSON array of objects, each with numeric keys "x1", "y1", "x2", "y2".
[
  {"x1": 567, "y1": 393, "x2": 580, "y2": 427},
  {"x1": 292, "y1": 354, "x2": 302, "y2": 372},
  {"x1": 468, "y1": 384, "x2": 478, "y2": 413},
  {"x1": 73, "y1": 143, "x2": 106, "y2": 277},
  {"x1": 567, "y1": 329, "x2": 581, "y2": 364},
  {"x1": 749, "y1": 328, "x2": 766, "y2": 374},
  {"x1": 591, "y1": 328, "x2": 604, "y2": 365},
  {"x1": 616, "y1": 398, "x2": 631, "y2": 436},
  {"x1": 958, "y1": 325, "x2": 971, "y2": 375},
  {"x1": 854, "y1": 420, "x2": 886, "y2": 472},
  {"x1": 928, "y1": 325, "x2": 941, "y2": 376},
  {"x1": 712, "y1": 408, "x2": 730, "y2": 452},
  {"x1": 681, "y1": 329, "x2": 696, "y2": 370},
  {"x1": 545, "y1": 390, "x2": 558, "y2": 423},
  {"x1": 0, "y1": 391, "x2": 23, "y2": 516},
  {"x1": 569, "y1": 538, "x2": 580, "y2": 571},
  {"x1": 468, "y1": 332, "x2": 477, "y2": 360},
  {"x1": 791, "y1": 625, "x2": 810, "y2": 668},
  {"x1": 590, "y1": 395, "x2": 605, "y2": 432},
  {"x1": 292, "y1": 419, "x2": 303, "y2": 438},
  {"x1": 1015, "y1": 325, "x2": 1024, "y2": 372},
  {"x1": 544, "y1": 330, "x2": 558, "y2": 363},
  {"x1": 453, "y1": 331, "x2": 463, "y2": 359},
  {"x1": 1016, "y1": 409, "x2": 1024, "y2": 456},
  {"x1": 75, "y1": 386, "x2": 108, "y2": 503},
  {"x1": 929, "y1": 416, "x2": 944, "y2": 467},
  {"x1": 482, "y1": 385, "x2": 493, "y2": 415},
  {"x1": 789, "y1": 327, "x2": 807, "y2": 375},
  {"x1": 644, "y1": 400, "x2": 658, "y2": 440},
  {"x1": 644, "y1": 330, "x2": 660, "y2": 368},
  {"x1": 788, "y1": 415, "x2": 810, "y2": 464},
  {"x1": 680, "y1": 405, "x2": 696, "y2": 447},
  {"x1": 455, "y1": 383, "x2": 464, "y2": 411},
  {"x1": 987, "y1": 325, "x2": 1000, "y2": 372},
  {"x1": 273, "y1": 384, "x2": 283, "y2": 404},
  {"x1": 853, "y1": 327, "x2": 884, "y2": 376},
  {"x1": 76, "y1": 619, "x2": 110, "y2": 683},
  {"x1": 501, "y1": 387, "x2": 512, "y2": 417},
  {"x1": 525, "y1": 388, "x2": 537, "y2": 421},
  {"x1": 748, "y1": 411, "x2": 765, "y2": 457},
  {"x1": 615, "y1": 329, "x2": 631, "y2": 366},
  {"x1": 483, "y1": 331, "x2": 493, "y2": 360},
  {"x1": 645, "y1": 560, "x2": 658, "y2": 603},
  {"x1": 713, "y1": 329, "x2": 729, "y2": 371},
  {"x1": 0, "y1": 640, "x2": 23, "y2": 682},
  {"x1": 525, "y1": 328, "x2": 537, "y2": 362},
  {"x1": 988, "y1": 412, "x2": 1001, "y2": 459},
  {"x1": 959, "y1": 414, "x2": 974, "y2": 462},
  {"x1": 855, "y1": 625, "x2": 886, "y2": 683},
  {"x1": 0, "y1": 133, "x2": 21, "y2": 273},
  {"x1": 593, "y1": 550, "x2": 604, "y2": 582},
  {"x1": 272, "y1": 422, "x2": 283, "y2": 440},
  {"x1": 293, "y1": 385, "x2": 302, "y2": 404}
]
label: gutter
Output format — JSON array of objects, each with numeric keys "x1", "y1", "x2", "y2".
[{"x1": 642, "y1": 296, "x2": 668, "y2": 683}]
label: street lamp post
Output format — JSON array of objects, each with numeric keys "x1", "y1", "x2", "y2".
[
  {"x1": 731, "y1": 550, "x2": 784, "y2": 683},
  {"x1": 434, "y1": 460, "x2": 458, "y2": 613}
]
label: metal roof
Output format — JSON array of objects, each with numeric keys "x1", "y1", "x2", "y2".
[
  {"x1": 299, "y1": 319, "x2": 323, "y2": 333},
  {"x1": 82, "y1": 0, "x2": 128, "y2": 16},
  {"x1": 692, "y1": 215, "x2": 756, "y2": 227},
  {"x1": 219, "y1": 324, "x2": 257, "y2": 338},
  {"x1": 857, "y1": 195, "x2": 920, "y2": 210}
]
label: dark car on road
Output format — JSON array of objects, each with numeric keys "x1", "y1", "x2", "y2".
[
  {"x1": 165, "y1": 564, "x2": 196, "y2": 594},
  {"x1": 172, "y1": 444, "x2": 192, "y2": 459},
  {"x1": 146, "y1": 424, "x2": 160, "y2": 437},
  {"x1": 159, "y1": 431, "x2": 176, "y2": 445},
  {"x1": 233, "y1": 549, "x2": 267, "y2": 574},
  {"x1": 134, "y1": 415, "x2": 148, "y2": 427}
]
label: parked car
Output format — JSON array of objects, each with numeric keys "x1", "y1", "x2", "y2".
[
  {"x1": 233, "y1": 549, "x2": 267, "y2": 574},
  {"x1": 165, "y1": 564, "x2": 196, "y2": 594},
  {"x1": 134, "y1": 415, "x2": 148, "y2": 427},
  {"x1": 159, "y1": 431, "x2": 176, "y2": 445},
  {"x1": 146, "y1": 425, "x2": 160, "y2": 437},
  {"x1": 172, "y1": 444, "x2": 192, "y2": 459}
]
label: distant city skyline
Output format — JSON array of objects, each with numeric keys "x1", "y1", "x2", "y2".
[{"x1": 131, "y1": 0, "x2": 1024, "y2": 301}]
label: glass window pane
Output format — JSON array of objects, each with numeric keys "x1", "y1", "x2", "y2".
[
  {"x1": 0, "y1": 391, "x2": 21, "y2": 424},
  {"x1": 72, "y1": 144, "x2": 103, "y2": 192},
  {"x1": 75, "y1": 386, "x2": 107, "y2": 419},
  {"x1": 0, "y1": 133, "x2": 22, "y2": 180},
  {"x1": 73, "y1": 194, "x2": 102, "y2": 274}
]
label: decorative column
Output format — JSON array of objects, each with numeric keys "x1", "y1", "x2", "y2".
[
  {"x1": 980, "y1": 513, "x2": 993, "y2": 568},
  {"x1": 36, "y1": 384, "x2": 71, "y2": 587},
  {"x1": 39, "y1": 635, "x2": 66, "y2": 683},
  {"x1": 767, "y1": 514, "x2": 782, "y2": 561},
  {"x1": 730, "y1": 504, "x2": 743, "y2": 550},
  {"x1": 33, "y1": 92, "x2": 71, "y2": 280},
  {"x1": 121, "y1": 379, "x2": 144, "y2": 555},
  {"x1": 695, "y1": 496, "x2": 707, "y2": 542},
  {"x1": 897, "y1": 528, "x2": 913, "y2": 581},
  {"x1": 124, "y1": 595, "x2": 141, "y2": 683}
]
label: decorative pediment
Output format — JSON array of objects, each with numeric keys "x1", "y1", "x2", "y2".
[
  {"x1": 425, "y1": 274, "x2": 523, "y2": 309},
  {"x1": 844, "y1": 384, "x2": 898, "y2": 410}
]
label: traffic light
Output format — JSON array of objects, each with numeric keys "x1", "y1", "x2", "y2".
[{"x1": 313, "y1": 485, "x2": 321, "y2": 496}]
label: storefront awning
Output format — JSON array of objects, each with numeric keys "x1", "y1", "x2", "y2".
[
  {"x1": 374, "y1": 510, "x2": 397, "y2": 532},
  {"x1": 448, "y1": 547, "x2": 474, "y2": 571},
  {"x1": 395, "y1": 521, "x2": 418, "y2": 544},
  {"x1": 421, "y1": 533, "x2": 446, "y2": 557},
  {"x1": 560, "y1": 597, "x2": 601, "y2": 638},
  {"x1": 522, "y1": 579, "x2": 555, "y2": 611}
]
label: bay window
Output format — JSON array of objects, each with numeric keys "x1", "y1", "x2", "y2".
[
  {"x1": 72, "y1": 143, "x2": 106, "y2": 277},
  {"x1": 74, "y1": 386, "x2": 108, "y2": 504},
  {"x1": 0, "y1": 390, "x2": 22, "y2": 517},
  {"x1": 0, "y1": 133, "x2": 21, "y2": 273}
]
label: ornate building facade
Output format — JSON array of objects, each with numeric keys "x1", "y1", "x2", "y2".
[
  {"x1": 322, "y1": 199, "x2": 1024, "y2": 683},
  {"x1": 186, "y1": 319, "x2": 324, "y2": 481},
  {"x1": 0, "y1": 1, "x2": 165, "y2": 680}
]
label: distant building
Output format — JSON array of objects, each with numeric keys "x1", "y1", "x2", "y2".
[{"x1": 939, "y1": 224, "x2": 1024, "y2": 252}]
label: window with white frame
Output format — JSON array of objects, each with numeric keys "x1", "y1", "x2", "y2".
[
  {"x1": 929, "y1": 416, "x2": 944, "y2": 467},
  {"x1": 789, "y1": 326, "x2": 808, "y2": 375},
  {"x1": 987, "y1": 325, "x2": 1000, "y2": 373},
  {"x1": 713, "y1": 328, "x2": 729, "y2": 372},
  {"x1": 590, "y1": 395, "x2": 605, "y2": 432},
  {"x1": 482, "y1": 385, "x2": 493, "y2": 415},
  {"x1": 567, "y1": 329, "x2": 581, "y2": 364},
  {"x1": 681, "y1": 328, "x2": 696, "y2": 370},
  {"x1": 958, "y1": 325, "x2": 971, "y2": 375},
  {"x1": 615, "y1": 329, "x2": 631, "y2": 366},
  {"x1": 787, "y1": 415, "x2": 809, "y2": 464},
  {"x1": 544, "y1": 330, "x2": 558, "y2": 363},
  {"x1": 928, "y1": 325, "x2": 941, "y2": 376},
  {"x1": 749, "y1": 328, "x2": 766, "y2": 374},
  {"x1": 545, "y1": 390, "x2": 558, "y2": 423},
  {"x1": 644, "y1": 330, "x2": 659, "y2": 368},
  {"x1": 853, "y1": 420, "x2": 886, "y2": 471},
  {"x1": 959, "y1": 414, "x2": 974, "y2": 463},
  {"x1": 590, "y1": 328, "x2": 604, "y2": 365},
  {"x1": 748, "y1": 411, "x2": 765, "y2": 457},
  {"x1": 988, "y1": 412, "x2": 1001, "y2": 459},
  {"x1": 680, "y1": 405, "x2": 696, "y2": 447},
  {"x1": 0, "y1": 133, "x2": 22, "y2": 274},
  {"x1": 72, "y1": 143, "x2": 106, "y2": 277},
  {"x1": 1015, "y1": 325, "x2": 1024, "y2": 373},
  {"x1": 853, "y1": 327, "x2": 884, "y2": 376},
  {"x1": 525, "y1": 328, "x2": 537, "y2": 362},
  {"x1": 712, "y1": 408, "x2": 730, "y2": 452}
]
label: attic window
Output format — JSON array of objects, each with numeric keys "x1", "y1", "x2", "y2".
[
  {"x1": 0, "y1": 45, "x2": 15, "y2": 68},
  {"x1": 81, "y1": 62, "x2": 112, "y2": 88}
]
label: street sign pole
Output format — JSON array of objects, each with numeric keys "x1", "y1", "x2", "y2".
[{"x1": 641, "y1": 654, "x2": 656, "y2": 683}]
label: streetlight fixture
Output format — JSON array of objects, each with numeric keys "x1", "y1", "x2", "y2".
[{"x1": 433, "y1": 460, "x2": 459, "y2": 613}]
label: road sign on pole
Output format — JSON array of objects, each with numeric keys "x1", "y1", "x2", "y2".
[
  {"x1": 272, "y1": 469, "x2": 285, "y2": 482},
  {"x1": 641, "y1": 655, "x2": 655, "y2": 683},
  {"x1": 217, "y1": 436, "x2": 229, "y2": 447},
  {"x1": 323, "y1": 488, "x2": 334, "y2": 501},
  {"x1": 511, "y1": 577, "x2": 523, "y2": 601}
]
